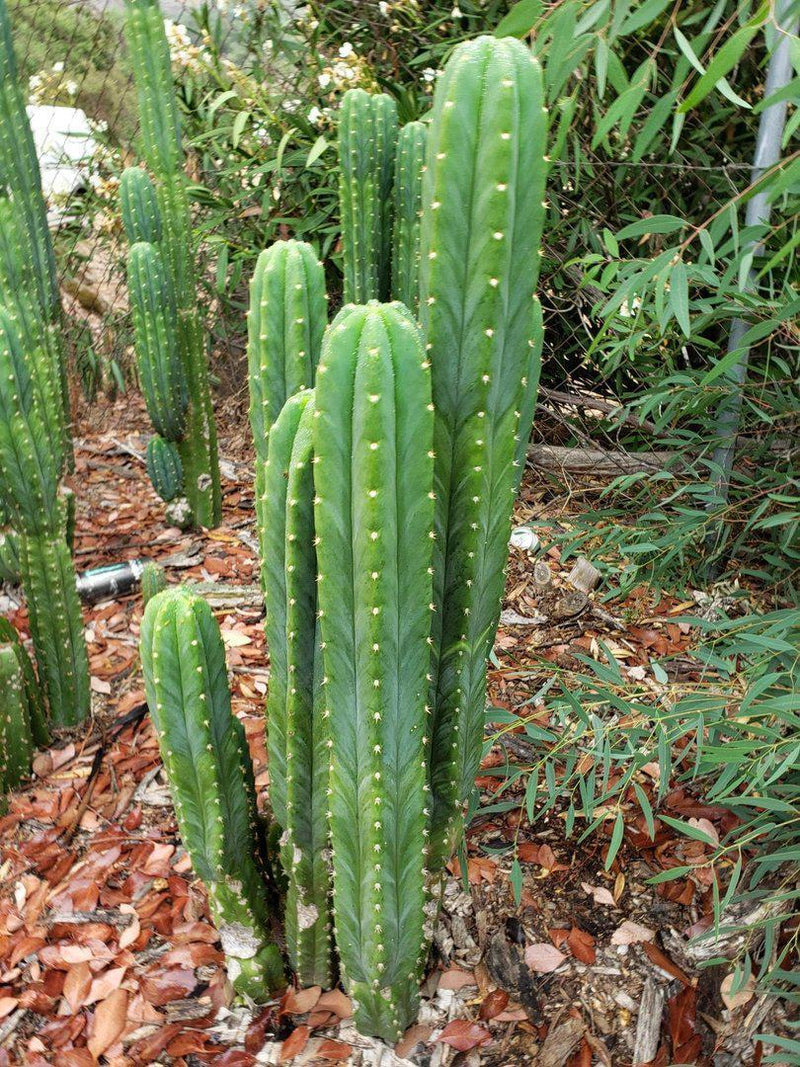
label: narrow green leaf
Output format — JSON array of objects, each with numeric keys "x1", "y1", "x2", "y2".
[
  {"x1": 494, "y1": 0, "x2": 543, "y2": 37},
  {"x1": 669, "y1": 260, "x2": 690, "y2": 336}
]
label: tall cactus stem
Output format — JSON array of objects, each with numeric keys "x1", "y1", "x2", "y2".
[
  {"x1": 419, "y1": 36, "x2": 548, "y2": 865},
  {"x1": 338, "y1": 89, "x2": 398, "y2": 304},
  {"x1": 391, "y1": 121, "x2": 427, "y2": 313},
  {"x1": 120, "y1": 167, "x2": 162, "y2": 245},
  {"x1": 262, "y1": 392, "x2": 332, "y2": 986},
  {"x1": 314, "y1": 302, "x2": 435, "y2": 1041},
  {"x1": 515, "y1": 295, "x2": 544, "y2": 485},
  {"x1": 140, "y1": 588, "x2": 285, "y2": 997},
  {"x1": 123, "y1": 0, "x2": 220, "y2": 528}
]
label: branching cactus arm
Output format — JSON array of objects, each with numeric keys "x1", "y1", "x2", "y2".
[
  {"x1": 391, "y1": 121, "x2": 427, "y2": 313},
  {"x1": 0, "y1": 618, "x2": 47, "y2": 748},
  {"x1": 419, "y1": 36, "x2": 548, "y2": 864},
  {"x1": 247, "y1": 240, "x2": 326, "y2": 458},
  {"x1": 140, "y1": 588, "x2": 285, "y2": 997},
  {"x1": 314, "y1": 302, "x2": 434, "y2": 1041}
]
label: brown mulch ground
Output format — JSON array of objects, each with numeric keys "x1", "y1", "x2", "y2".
[{"x1": 0, "y1": 395, "x2": 787, "y2": 1066}]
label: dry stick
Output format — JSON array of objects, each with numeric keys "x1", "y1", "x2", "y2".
[{"x1": 539, "y1": 386, "x2": 658, "y2": 434}]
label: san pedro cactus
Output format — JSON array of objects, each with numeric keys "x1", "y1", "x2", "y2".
[
  {"x1": 314, "y1": 302, "x2": 435, "y2": 1041},
  {"x1": 0, "y1": 616, "x2": 47, "y2": 748},
  {"x1": 120, "y1": 166, "x2": 162, "y2": 245},
  {"x1": 0, "y1": 0, "x2": 69, "y2": 437},
  {"x1": 247, "y1": 240, "x2": 326, "y2": 455},
  {"x1": 146, "y1": 436, "x2": 184, "y2": 503},
  {"x1": 419, "y1": 36, "x2": 548, "y2": 864},
  {"x1": 338, "y1": 89, "x2": 398, "y2": 304},
  {"x1": 0, "y1": 501, "x2": 17, "y2": 582},
  {"x1": 0, "y1": 308, "x2": 89, "y2": 725},
  {"x1": 261, "y1": 390, "x2": 332, "y2": 987},
  {"x1": 123, "y1": 0, "x2": 220, "y2": 528},
  {"x1": 140, "y1": 587, "x2": 285, "y2": 997},
  {"x1": 140, "y1": 560, "x2": 167, "y2": 604},
  {"x1": 391, "y1": 121, "x2": 427, "y2": 313},
  {"x1": 0, "y1": 643, "x2": 33, "y2": 792}
]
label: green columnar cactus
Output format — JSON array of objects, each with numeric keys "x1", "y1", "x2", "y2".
[
  {"x1": 419, "y1": 36, "x2": 548, "y2": 865},
  {"x1": 391, "y1": 121, "x2": 427, "y2": 313},
  {"x1": 0, "y1": 308, "x2": 89, "y2": 726},
  {"x1": 140, "y1": 587, "x2": 285, "y2": 997},
  {"x1": 515, "y1": 295, "x2": 544, "y2": 484},
  {"x1": 123, "y1": 0, "x2": 220, "y2": 528},
  {"x1": 146, "y1": 436, "x2": 184, "y2": 502},
  {"x1": 127, "y1": 243, "x2": 188, "y2": 441},
  {"x1": 0, "y1": 643, "x2": 33, "y2": 791},
  {"x1": 261, "y1": 390, "x2": 332, "y2": 987},
  {"x1": 314, "y1": 303, "x2": 435, "y2": 1041},
  {"x1": 120, "y1": 166, "x2": 162, "y2": 245},
  {"x1": 140, "y1": 560, "x2": 167, "y2": 604},
  {"x1": 0, "y1": 501, "x2": 18, "y2": 582},
  {"x1": 0, "y1": 616, "x2": 46, "y2": 746},
  {"x1": 0, "y1": 0, "x2": 70, "y2": 437},
  {"x1": 338, "y1": 89, "x2": 398, "y2": 304},
  {"x1": 247, "y1": 240, "x2": 326, "y2": 455}
]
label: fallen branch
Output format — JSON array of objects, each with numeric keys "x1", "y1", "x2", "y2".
[
  {"x1": 527, "y1": 444, "x2": 679, "y2": 476},
  {"x1": 539, "y1": 386, "x2": 658, "y2": 434}
]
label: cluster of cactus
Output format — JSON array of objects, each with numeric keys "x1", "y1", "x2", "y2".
[
  {"x1": 0, "y1": 0, "x2": 88, "y2": 728},
  {"x1": 0, "y1": 309, "x2": 90, "y2": 726},
  {"x1": 140, "y1": 32, "x2": 547, "y2": 1043},
  {"x1": 0, "y1": 617, "x2": 47, "y2": 792},
  {"x1": 121, "y1": 0, "x2": 220, "y2": 529},
  {"x1": 0, "y1": 0, "x2": 73, "y2": 594}
]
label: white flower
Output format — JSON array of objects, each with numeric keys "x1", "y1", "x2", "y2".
[
  {"x1": 451, "y1": 5, "x2": 462, "y2": 16},
  {"x1": 52, "y1": 61, "x2": 65, "y2": 73},
  {"x1": 308, "y1": 106, "x2": 322, "y2": 125},
  {"x1": 65, "y1": 80, "x2": 78, "y2": 96},
  {"x1": 338, "y1": 42, "x2": 354, "y2": 58},
  {"x1": 422, "y1": 67, "x2": 438, "y2": 83},
  {"x1": 379, "y1": 1, "x2": 390, "y2": 14},
  {"x1": 318, "y1": 71, "x2": 332, "y2": 89}
]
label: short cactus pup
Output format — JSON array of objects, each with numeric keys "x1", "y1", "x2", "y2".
[
  {"x1": 314, "y1": 303, "x2": 435, "y2": 1041},
  {"x1": 140, "y1": 587, "x2": 285, "y2": 997},
  {"x1": 0, "y1": 621, "x2": 46, "y2": 792},
  {"x1": 419, "y1": 35, "x2": 549, "y2": 865},
  {"x1": 261, "y1": 390, "x2": 332, "y2": 987}
]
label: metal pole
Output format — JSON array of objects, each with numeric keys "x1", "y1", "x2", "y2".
[{"x1": 708, "y1": 0, "x2": 799, "y2": 520}]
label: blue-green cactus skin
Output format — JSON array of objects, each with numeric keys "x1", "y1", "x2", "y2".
[
  {"x1": 391, "y1": 121, "x2": 427, "y2": 313},
  {"x1": 120, "y1": 167, "x2": 162, "y2": 245},
  {"x1": 0, "y1": 617, "x2": 47, "y2": 747},
  {"x1": 338, "y1": 90, "x2": 398, "y2": 304},
  {"x1": 128, "y1": 243, "x2": 188, "y2": 443},
  {"x1": 146, "y1": 435, "x2": 184, "y2": 503},
  {"x1": 262, "y1": 392, "x2": 332, "y2": 986},
  {"x1": 123, "y1": 0, "x2": 220, "y2": 528},
  {"x1": 515, "y1": 295, "x2": 543, "y2": 484},
  {"x1": 140, "y1": 560, "x2": 167, "y2": 604},
  {"x1": 0, "y1": 309, "x2": 88, "y2": 725},
  {"x1": 0, "y1": 0, "x2": 70, "y2": 441},
  {"x1": 140, "y1": 588, "x2": 285, "y2": 998},
  {"x1": 0, "y1": 505, "x2": 18, "y2": 583},
  {"x1": 0, "y1": 643, "x2": 33, "y2": 791},
  {"x1": 314, "y1": 302, "x2": 434, "y2": 1041},
  {"x1": 419, "y1": 36, "x2": 548, "y2": 865},
  {"x1": 247, "y1": 240, "x2": 326, "y2": 455}
]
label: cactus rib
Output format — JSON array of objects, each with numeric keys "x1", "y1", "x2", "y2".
[
  {"x1": 391, "y1": 121, "x2": 427, "y2": 313},
  {"x1": 0, "y1": 643, "x2": 33, "y2": 791},
  {"x1": 314, "y1": 302, "x2": 434, "y2": 1041}
]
